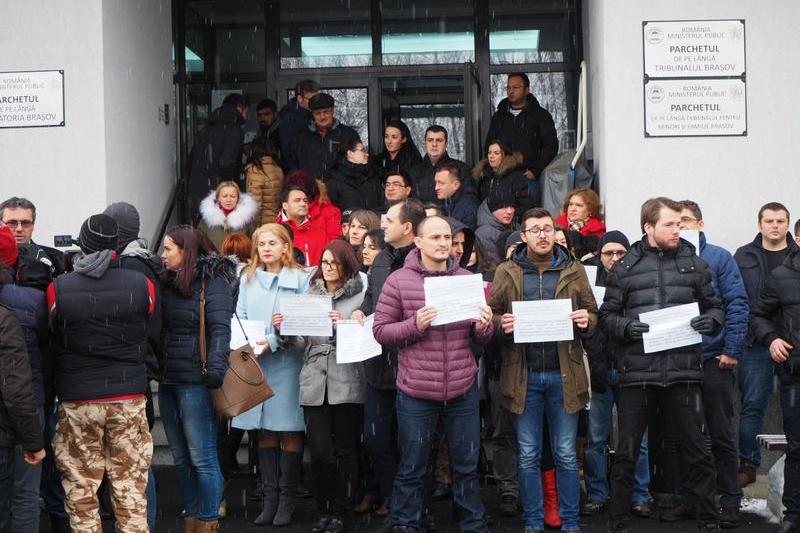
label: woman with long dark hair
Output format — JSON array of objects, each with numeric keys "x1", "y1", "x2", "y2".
[
  {"x1": 246, "y1": 137, "x2": 285, "y2": 226},
  {"x1": 276, "y1": 240, "x2": 367, "y2": 533},
  {"x1": 231, "y1": 223, "x2": 310, "y2": 527},
  {"x1": 372, "y1": 120, "x2": 422, "y2": 182},
  {"x1": 159, "y1": 225, "x2": 236, "y2": 532}
]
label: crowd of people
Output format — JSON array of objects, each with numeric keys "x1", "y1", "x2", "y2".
[{"x1": 1, "y1": 72, "x2": 799, "y2": 533}]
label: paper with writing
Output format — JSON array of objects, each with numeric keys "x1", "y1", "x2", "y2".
[
  {"x1": 512, "y1": 299, "x2": 574, "y2": 343},
  {"x1": 230, "y1": 318, "x2": 268, "y2": 355},
  {"x1": 640, "y1": 302, "x2": 701, "y2": 354},
  {"x1": 336, "y1": 314, "x2": 382, "y2": 364},
  {"x1": 424, "y1": 274, "x2": 486, "y2": 326},
  {"x1": 279, "y1": 294, "x2": 333, "y2": 337}
]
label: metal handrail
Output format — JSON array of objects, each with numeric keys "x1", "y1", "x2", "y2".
[
  {"x1": 150, "y1": 178, "x2": 182, "y2": 253},
  {"x1": 571, "y1": 60, "x2": 588, "y2": 170}
]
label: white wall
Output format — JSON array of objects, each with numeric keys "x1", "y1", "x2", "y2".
[
  {"x1": 0, "y1": 1, "x2": 107, "y2": 245},
  {"x1": 586, "y1": 0, "x2": 800, "y2": 251},
  {"x1": 0, "y1": 0, "x2": 174, "y2": 249},
  {"x1": 102, "y1": 0, "x2": 175, "y2": 247}
]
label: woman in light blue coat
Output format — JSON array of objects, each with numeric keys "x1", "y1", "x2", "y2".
[{"x1": 231, "y1": 223, "x2": 309, "y2": 527}]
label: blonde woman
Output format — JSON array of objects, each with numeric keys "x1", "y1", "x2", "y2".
[{"x1": 197, "y1": 181, "x2": 258, "y2": 249}]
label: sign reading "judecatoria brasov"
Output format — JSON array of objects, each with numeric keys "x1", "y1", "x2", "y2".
[
  {"x1": 642, "y1": 20, "x2": 747, "y2": 138},
  {"x1": 0, "y1": 70, "x2": 65, "y2": 129}
]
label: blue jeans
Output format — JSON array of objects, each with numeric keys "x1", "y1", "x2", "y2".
[
  {"x1": 517, "y1": 371, "x2": 580, "y2": 530},
  {"x1": 738, "y1": 344, "x2": 776, "y2": 467},
  {"x1": 160, "y1": 384, "x2": 222, "y2": 521},
  {"x1": 585, "y1": 370, "x2": 650, "y2": 504},
  {"x1": 391, "y1": 384, "x2": 486, "y2": 533},
  {"x1": 0, "y1": 447, "x2": 16, "y2": 532}
]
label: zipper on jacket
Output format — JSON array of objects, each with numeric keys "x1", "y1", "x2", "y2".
[
  {"x1": 657, "y1": 250, "x2": 667, "y2": 385},
  {"x1": 443, "y1": 325, "x2": 449, "y2": 401},
  {"x1": 539, "y1": 271, "x2": 545, "y2": 369}
]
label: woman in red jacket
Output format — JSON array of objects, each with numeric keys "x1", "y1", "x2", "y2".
[{"x1": 555, "y1": 187, "x2": 606, "y2": 238}]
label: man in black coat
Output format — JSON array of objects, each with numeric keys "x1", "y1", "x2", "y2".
[
  {"x1": 485, "y1": 73, "x2": 558, "y2": 206},
  {"x1": 601, "y1": 197, "x2": 724, "y2": 533},
  {"x1": 411, "y1": 125, "x2": 470, "y2": 204},
  {"x1": 278, "y1": 79, "x2": 319, "y2": 170},
  {"x1": 187, "y1": 93, "x2": 249, "y2": 221}
]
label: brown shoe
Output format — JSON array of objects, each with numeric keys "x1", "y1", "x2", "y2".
[
  {"x1": 375, "y1": 500, "x2": 389, "y2": 517},
  {"x1": 196, "y1": 519, "x2": 219, "y2": 532},
  {"x1": 738, "y1": 461, "x2": 756, "y2": 488},
  {"x1": 353, "y1": 494, "x2": 374, "y2": 513},
  {"x1": 184, "y1": 517, "x2": 199, "y2": 533}
]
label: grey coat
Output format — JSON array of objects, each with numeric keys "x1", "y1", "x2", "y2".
[{"x1": 297, "y1": 272, "x2": 368, "y2": 406}]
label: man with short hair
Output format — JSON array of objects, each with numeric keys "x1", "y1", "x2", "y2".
[
  {"x1": 0, "y1": 196, "x2": 67, "y2": 278},
  {"x1": 384, "y1": 171, "x2": 413, "y2": 205},
  {"x1": 485, "y1": 73, "x2": 559, "y2": 207},
  {"x1": 353, "y1": 199, "x2": 426, "y2": 519},
  {"x1": 603, "y1": 197, "x2": 724, "y2": 533},
  {"x1": 48, "y1": 214, "x2": 155, "y2": 532},
  {"x1": 291, "y1": 93, "x2": 359, "y2": 179},
  {"x1": 489, "y1": 207, "x2": 597, "y2": 533},
  {"x1": 254, "y1": 98, "x2": 280, "y2": 154},
  {"x1": 734, "y1": 202, "x2": 798, "y2": 488},
  {"x1": 435, "y1": 163, "x2": 479, "y2": 229},
  {"x1": 411, "y1": 125, "x2": 470, "y2": 204},
  {"x1": 278, "y1": 79, "x2": 319, "y2": 167},
  {"x1": 374, "y1": 215, "x2": 494, "y2": 533},
  {"x1": 277, "y1": 186, "x2": 328, "y2": 267}
]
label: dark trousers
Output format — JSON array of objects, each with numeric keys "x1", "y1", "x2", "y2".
[
  {"x1": 486, "y1": 379, "x2": 518, "y2": 498},
  {"x1": 305, "y1": 401, "x2": 363, "y2": 516},
  {"x1": 0, "y1": 447, "x2": 15, "y2": 532},
  {"x1": 781, "y1": 377, "x2": 800, "y2": 523},
  {"x1": 609, "y1": 384, "x2": 717, "y2": 526},
  {"x1": 364, "y1": 384, "x2": 399, "y2": 500}
]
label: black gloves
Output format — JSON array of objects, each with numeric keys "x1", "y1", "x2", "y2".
[
  {"x1": 625, "y1": 320, "x2": 650, "y2": 340},
  {"x1": 690, "y1": 314, "x2": 718, "y2": 335},
  {"x1": 204, "y1": 372, "x2": 224, "y2": 389}
]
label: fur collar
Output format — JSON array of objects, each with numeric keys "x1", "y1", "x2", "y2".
[
  {"x1": 472, "y1": 152, "x2": 524, "y2": 180},
  {"x1": 199, "y1": 191, "x2": 258, "y2": 230},
  {"x1": 194, "y1": 253, "x2": 238, "y2": 285}
]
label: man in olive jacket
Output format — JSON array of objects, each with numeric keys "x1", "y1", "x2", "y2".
[
  {"x1": 488, "y1": 207, "x2": 597, "y2": 533},
  {"x1": 601, "y1": 197, "x2": 725, "y2": 533}
]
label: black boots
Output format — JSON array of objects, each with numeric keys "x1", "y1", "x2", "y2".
[
  {"x1": 253, "y1": 448, "x2": 279, "y2": 525},
  {"x1": 273, "y1": 450, "x2": 303, "y2": 526}
]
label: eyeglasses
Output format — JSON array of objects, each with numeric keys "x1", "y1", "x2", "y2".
[
  {"x1": 522, "y1": 225, "x2": 554, "y2": 236},
  {"x1": 601, "y1": 250, "x2": 627, "y2": 259},
  {"x1": 680, "y1": 216, "x2": 699, "y2": 223},
  {"x1": 320, "y1": 260, "x2": 340, "y2": 269},
  {"x1": 384, "y1": 181, "x2": 407, "y2": 189},
  {"x1": 2, "y1": 219, "x2": 33, "y2": 229}
]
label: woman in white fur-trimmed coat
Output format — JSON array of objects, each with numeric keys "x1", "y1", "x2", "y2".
[{"x1": 197, "y1": 180, "x2": 259, "y2": 250}]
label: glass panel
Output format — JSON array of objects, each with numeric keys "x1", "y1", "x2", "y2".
[
  {"x1": 280, "y1": 0, "x2": 372, "y2": 68},
  {"x1": 183, "y1": 1, "x2": 265, "y2": 75},
  {"x1": 185, "y1": 82, "x2": 267, "y2": 151},
  {"x1": 286, "y1": 87, "x2": 369, "y2": 147},
  {"x1": 489, "y1": 0, "x2": 577, "y2": 65},
  {"x1": 381, "y1": 0, "x2": 474, "y2": 65},
  {"x1": 490, "y1": 72, "x2": 576, "y2": 149}
]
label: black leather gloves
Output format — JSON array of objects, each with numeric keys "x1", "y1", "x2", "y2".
[
  {"x1": 690, "y1": 314, "x2": 718, "y2": 335},
  {"x1": 625, "y1": 320, "x2": 650, "y2": 340}
]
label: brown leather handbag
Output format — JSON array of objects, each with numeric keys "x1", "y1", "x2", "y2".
[{"x1": 199, "y1": 280, "x2": 274, "y2": 419}]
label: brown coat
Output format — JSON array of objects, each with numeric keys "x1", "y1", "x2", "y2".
[
  {"x1": 246, "y1": 156, "x2": 284, "y2": 227},
  {"x1": 488, "y1": 255, "x2": 598, "y2": 415}
]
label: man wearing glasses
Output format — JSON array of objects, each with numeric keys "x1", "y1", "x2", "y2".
[
  {"x1": 488, "y1": 207, "x2": 597, "y2": 533},
  {"x1": 0, "y1": 197, "x2": 66, "y2": 278}
]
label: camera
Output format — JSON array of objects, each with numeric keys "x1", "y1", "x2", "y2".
[{"x1": 54, "y1": 235, "x2": 77, "y2": 248}]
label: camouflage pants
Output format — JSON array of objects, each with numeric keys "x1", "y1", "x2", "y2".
[{"x1": 54, "y1": 398, "x2": 153, "y2": 533}]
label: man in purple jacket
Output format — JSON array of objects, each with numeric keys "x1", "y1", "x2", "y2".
[{"x1": 373, "y1": 215, "x2": 494, "y2": 533}]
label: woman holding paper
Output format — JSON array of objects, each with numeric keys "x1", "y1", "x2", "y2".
[
  {"x1": 276, "y1": 240, "x2": 367, "y2": 533},
  {"x1": 231, "y1": 223, "x2": 310, "y2": 527}
]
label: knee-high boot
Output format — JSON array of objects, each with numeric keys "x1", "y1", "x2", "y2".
[
  {"x1": 273, "y1": 450, "x2": 303, "y2": 526},
  {"x1": 542, "y1": 468, "x2": 562, "y2": 529},
  {"x1": 253, "y1": 448, "x2": 280, "y2": 525}
]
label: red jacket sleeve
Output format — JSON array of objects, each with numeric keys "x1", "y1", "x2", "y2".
[{"x1": 46, "y1": 282, "x2": 56, "y2": 316}]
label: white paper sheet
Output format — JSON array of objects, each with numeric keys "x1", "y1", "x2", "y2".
[
  {"x1": 336, "y1": 314, "x2": 382, "y2": 364},
  {"x1": 512, "y1": 299, "x2": 574, "y2": 343},
  {"x1": 640, "y1": 302, "x2": 701, "y2": 354},
  {"x1": 680, "y1": 229, "x2": 700, "y2": 254},
  {"x1": 591, "y1": 285, "x2": 606, "y2": 307},
  {"x1": 583, "y1": 265, "x2": 598, "y2": 285},
  {"x1": 279, "y1": 294, "x2": 333, "y2": 337},
  {"x1": 424, "y1": 274, "x2": 486, "y2": 326},
  {"x1": 230, "y1": 318, "x2": 268, "y2": 355}
]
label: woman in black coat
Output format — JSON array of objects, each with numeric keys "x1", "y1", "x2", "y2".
[
  {"x1": 472, "y1": 138, "x2": 530, "y2": 214},
  {"x1": 371, "y1": 119, "x2": 422, "y2": 183},
  {"x1": 325, "y1": 137, "x2": 385, "y2": 212}
]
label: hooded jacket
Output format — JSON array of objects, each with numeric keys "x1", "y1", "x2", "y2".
[
  {"x1": 325, "y1": 159, "x2": 385, "y2": 212},
  {"x1": 447, "y1": 217, "x2": 476, "y2": 269},
  {"x1": 160, "y1": 254, "x2": 236, "y2": 385},
  {"x1": 297, "y1": 273, "x2": 367, "y2": 406},
  {"x1": 441, "y1": 186, "x2": 479, "y2": 230},
  {"x1": 600, "y1": 237, "x2": 725, "y2": 387},
  {"x1": 475, "y1": 200, "x2": 517, "y2": 265},
  {"x1": 373, "y1": 249, "x2": 495, "y2": 401},
  {"x1": 290, "y1": 119, "x2": 360, "y2": 179},
  {"x1": 246, "y1": 156, "x2": 284, "y2": 226},
  {"x1": 489, "y1": 243, "x2": 597, "y2": 414},
  {"x1": 197, "y1": 191, "x2": 259, "y2": 250},
  {"x1": 473, "y1": 152, "x2": 530, "y2": 212},
  {"x1": 485, "y1": 93, "x2": 559, "y2": 178}
]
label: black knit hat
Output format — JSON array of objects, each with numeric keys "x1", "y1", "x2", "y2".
[
  {"x1": 103, "y1": 202, "x2": 140, "y2": 248},
  {"x1": 78, "y1": 214, "x2": 119, "y2": 254},
  {"x1": 598, "y1": 230, "x2": 630, "y2": 252},
  {"x1": 308, "y1": 93, "x2": 335, "y2": 110},
  {"x1": 486, "y1": 187, "x2": 516, "y2": 213}
]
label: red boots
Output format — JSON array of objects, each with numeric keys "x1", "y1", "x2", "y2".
[{"x1": 542, "y1": 469, "x2": 562, "y2": 529}]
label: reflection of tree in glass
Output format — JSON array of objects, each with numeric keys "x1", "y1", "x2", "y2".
[{"x1": 322, "y1": 88, "x2": 369, "y2": 148}]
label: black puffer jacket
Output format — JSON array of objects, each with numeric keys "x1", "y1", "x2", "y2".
[
  {"x1": 411, "y1": 152, "x2": 471, "y2": 204},
  {"x1": 360, "y1": 243, "x2": 415, "y2": 389},
  {"x1": 325, "y1": 159, "x2": 385, "y2": 212},
  {"x1": 600, "y1": 237, "x2": 725, "y2": 387},
  {"x1": 485, "y1": 93, "x2": 558, "y2": 178},
  {"x1": 291, "y1": 120, "x2": 360, "y2": 179},
  {"x1": 751, "y1": 249, "x2": 800, "y2": 376},
  {"x1": 160, "y1": 254, "x2": 236, "y2": 386},
  {"x1": 473, "y1": 152, "x2": 530, "y2": 212},
  {"x1": 0, "y1": 305, "x2": 43, "y2": 451}
]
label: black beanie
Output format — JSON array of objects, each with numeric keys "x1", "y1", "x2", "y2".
[
  {"x1": 486, "y1": 187, "x2": 516, "y2": 213},
  {"x1": 598, "y1": 230, "x2": 630, "y2": 252},
  {"x1": 103, "y1": 202, "x2": 140, "y2": 248},
  {"x1": 78, "y1": 214, "x2": 119, "y2": 254}
]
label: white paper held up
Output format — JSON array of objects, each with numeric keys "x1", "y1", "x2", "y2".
[
  {"x1": 591, "y1": 285, "x2": 606, "y2": 307},
  {"x1": 512, "y1": 299, "x2": 574, "y2": 344},
  {"x1": 680, "y1": 229, "x2": 700, "y2": 254},
  {"x1": 424, "y1": 274, "x2": 486, "y2": 326},
  {"x1": 583, "y1": 265, "x2": 598, "y2": 286},
  {"x1": 640, "y1": 302, "x2": 702, "y2": 354},
  {"x1": 230, "y1": 318, "x2": 268, "y2": 355},
  {"x1": 279, "y1": 294, "x2": 333, "y2": 337},
  {"x1": 336, "y1": 314, "x2": 382, "y2": 364}
]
